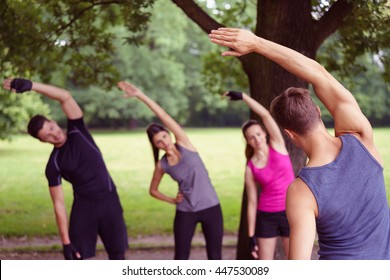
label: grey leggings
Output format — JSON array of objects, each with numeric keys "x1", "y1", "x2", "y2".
[{"x1": 173, "y1": 204, "x2": 223, "y2": 260}]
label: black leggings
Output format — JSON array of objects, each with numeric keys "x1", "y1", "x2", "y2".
[{"x1": 174, "y1": 204, "x2": 223, "y2": 260}]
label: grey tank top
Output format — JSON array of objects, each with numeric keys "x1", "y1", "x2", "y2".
[
  {"x1": 160, "y1": 144, "x2": 219, "y2": 212},
  {"x1": 299, "y1": 134, "x2": 390, "y2": 259}
]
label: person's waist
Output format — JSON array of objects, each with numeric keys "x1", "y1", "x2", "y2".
[{"x1": 73, "y1": 188, "x2": 117, "y2": 201}]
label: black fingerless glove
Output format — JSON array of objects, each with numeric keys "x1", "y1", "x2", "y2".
[
  {"x1": 226, "y1": 91, "x2": 243, "y2": 101},
  {"x1": 10, "y1": 78, "x2": 32, "y2": 93},
  {"x1": 249, "y1": 236, "x2": 258, "y2": 252},
  {"x1": 63, "y1": 243, "x2": 82, "y2": 260}
]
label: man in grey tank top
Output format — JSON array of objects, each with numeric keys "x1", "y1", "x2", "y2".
[{"x1": 210, "y1": 28, "x2": 390, "y2": 259}]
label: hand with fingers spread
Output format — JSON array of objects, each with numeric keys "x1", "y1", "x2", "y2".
[
  {"x1": 117, "y1": 81, "x2": 142, "y2": 98},
  {"x1": 209, "y1": 28, "x2": 260, "y2": 57},
  {"x1": 224, "y1": 90, "x2": 243, "y2": 101}
]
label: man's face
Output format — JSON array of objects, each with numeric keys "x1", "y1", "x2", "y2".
[{"x1": 37, "y1": 120, "x2": 66, "y2": 147}]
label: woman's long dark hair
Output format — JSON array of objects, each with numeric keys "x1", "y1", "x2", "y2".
[
  {"x1": 146, "y1": 123, "x2": 170, "y2": 165},
  {"x1": 241, "y1": 119, "x2": 267, "y2": 161}
]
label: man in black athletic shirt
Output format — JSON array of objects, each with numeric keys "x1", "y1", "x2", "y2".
[{"x1": 3, "y1": 78, "x2": 128, "y2": 260}]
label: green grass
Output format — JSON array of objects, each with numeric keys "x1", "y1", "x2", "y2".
[
  {"x1": 0, "y1": 128, "x2": 246, "y2": 238},
  {"x1": 1, "y1": 128, "x2": 389, "y2": 238}
]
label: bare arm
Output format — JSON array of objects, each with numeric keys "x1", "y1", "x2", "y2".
[
  {"x1": 149, "y1": 162, "x2": 184, "y2": 205},
  {"x1": 241, "y1": 93, "x2": 287, "y2": 153},
  {"x1": 286, "y1": 179, "x2": 317, "y2": 260},
  {"x1": 49, "y1": 186, "x2": 72, "y2": 245},
  {"x1": 118, "y1": 81, "x2": 194, "y2": 150},
  {"x1": 210, "y1": 28, "x2": 373, "y2": 145},
  {"x1": 3, "y1": 78, "x2": 82, "y2": 120},
  {"x1": 245, "y1": 166, "x2": 259, "y2": 259}
]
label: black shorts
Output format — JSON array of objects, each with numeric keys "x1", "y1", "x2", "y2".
[
  {"x1": 255, "y1": 210, "x2": 290, "y2": 238},
  {"x1": 69, "y1": 191, "x2": 128, "y2": 259}
]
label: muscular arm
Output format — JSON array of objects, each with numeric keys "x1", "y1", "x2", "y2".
[
  {"x1": 31, "y1": 82, "x2": 83, "y2": 120},
  {"x1": 149, "y1": 162, "x2": 183, "y2": 205},
  {"x1": 3, "y1": 78, "x2": 82, "y2": 120},
  {"x1": 210, "y1": 28, "x2": 374, "y2": 148},
  {"x1": 49, "y1": 185, "x2": 71, "y2": 245},
  {"x1": 118, "y1": 81, "x2": 195, "y2": 151},
  {"x1": 242, "y1": 93, "x2": 287, "y2": 153},
  {"x1": 286, "y1": 179, "x2": 317, "y2": 260}
]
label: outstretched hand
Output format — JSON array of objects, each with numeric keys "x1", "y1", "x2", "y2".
[
  {"x1": 209, "y1": 28, "x2": 259, "y2": 57},
  {"x1": 3, "y1": 78, "x2": 32, "y2": 93},
  {"x1": 3, "y1": 77, "x2": 32, "y2": 93},
  {"x1": 117, "y1": 81, "x2": 142, "y2": 98},
  {"x1": 223, "y1": 91, "x2": 243, "y2": 101}
]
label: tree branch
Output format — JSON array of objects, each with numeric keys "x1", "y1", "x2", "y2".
[
  {"x1": 313, "y1": 0, "x2": 354, "y2": 49},
  {"x1": 170, "y1": 0, "x2": 222, "y2": 34},
  {"x1": 54, "y1": 1, "x2": 121, "y2": 35},
  {"x1": 170, "y1": 0, "x2": 252, "y2": 69}
]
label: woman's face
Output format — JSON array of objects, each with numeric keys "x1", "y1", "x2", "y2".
[
  {"x1": 244, "y1": 124, "x2": 267, "y2": 150},
  {"x1": 152, "y1": 131, "x2": 173, "y2": 151}
]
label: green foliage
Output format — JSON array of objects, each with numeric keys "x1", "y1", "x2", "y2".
[
  {"x1": 316, "y1": 0, "x2": 390, "y2": 83},
  {"x1": 0, "y1": 0, "x2": 155, "y2": 85},
  {"x1": 317, "y1": 39, "x2": 390, "y2": 124},
  {"x1": 0, "y1": 0, "x2": 389, "y2": 135},
  {"x1": 0, "y1": 92, "x2": 50, "y2": 140},
  {"x1": 0, "y1": 129, "x2": 246, "y2": 237},
  {"x1": 50, "y1": 0, "x2": 248, "y2": 127}
]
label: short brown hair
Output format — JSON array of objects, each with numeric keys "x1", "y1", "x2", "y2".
[{"x1": 270, "y1": 87, "x2": 321, "y2": 135}]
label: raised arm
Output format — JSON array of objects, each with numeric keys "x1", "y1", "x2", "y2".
[
  {"x1": 225, "y1": 91, "x2": 287, "y2": 153},
  {"x1": 210, "y1": 28, "x2": 373, "y2": 144},
  {"x1": 3, "y1": 78, "x2": 82, "y2": 120},
  {"x1": 117, "y1": 81, "x2": 194, "y2": 150}
]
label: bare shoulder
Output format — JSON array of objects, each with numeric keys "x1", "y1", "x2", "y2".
[{"x1": 287, "y1": 178, "x2": 318, "y2": 216}]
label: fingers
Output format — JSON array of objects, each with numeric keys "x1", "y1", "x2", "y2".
[
  {"x1": 252, "y1": 245, "x2": 259, "y2": 259},
  {"x1": 251, "y1": 250, "x2": 259, "y2": 259},
  {"x1": 3, "y1": 78, "x2": 12, "y2": 90},
  {"x1": 221, "y1": 51, "x2": 242, "y2": 57},
  {"x1": 117, "y1": 81, "x2": 128, "y2": 91},
  {"x1": 75, "y1": 251, "x2": 81, "y2": 259},
  {"x1": 175, "y1": 192, "x2": 184, "y2": 203}
]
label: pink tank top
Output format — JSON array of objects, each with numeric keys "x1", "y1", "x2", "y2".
[{"x1": 247, "y1": 145, "x2": 294, "y2": 212}]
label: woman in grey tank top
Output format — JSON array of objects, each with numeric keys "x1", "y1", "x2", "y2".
[{"x1": 118, "y1": 81, "x2": 223, "y2": 260}]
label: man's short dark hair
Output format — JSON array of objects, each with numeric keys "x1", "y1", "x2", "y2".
[
  {"x1": 270, "y1": 87, "x2": 321, "y2": 135},
  {"x1": 27, "y1": 114, "x2": 49, "y2": 139}
]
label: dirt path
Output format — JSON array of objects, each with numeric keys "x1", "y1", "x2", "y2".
[{"x1": 0, "y1": 233, "x2": 319, "y2": 260}]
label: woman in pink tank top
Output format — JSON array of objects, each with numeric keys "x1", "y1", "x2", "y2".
[{"x1": 225, "y1": 91, "x2": 294, "y2": 260}]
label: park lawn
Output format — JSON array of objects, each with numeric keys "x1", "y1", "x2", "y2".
[
  {"x1": 0, "y1": 128, "x2": 246, "y2": 238},
  {"x1": 0, "y1": 127, "x2": 389, "y2": 238}
]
